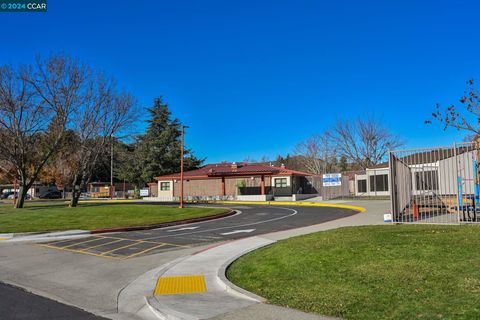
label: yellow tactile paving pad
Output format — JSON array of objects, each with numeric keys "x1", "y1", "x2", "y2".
[{"x1": 154, "y1": 275, "x2": 207, "y2": 295}]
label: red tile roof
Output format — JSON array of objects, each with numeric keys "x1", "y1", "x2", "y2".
[{"x1": 154, "y1": 162, "x2": 314, "y2": 180}]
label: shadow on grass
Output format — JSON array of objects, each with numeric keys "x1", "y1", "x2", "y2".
[{"x1": 0, "y1": 201, "x2": 180, "y2": 213}]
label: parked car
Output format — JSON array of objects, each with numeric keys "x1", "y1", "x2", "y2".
[
  {"x1": 7, "y1": 193, "x2": 31, "y2": 200},
  {"x1": 0, "y1": 192, "x2": 14, "y2": 199},
  {"x1": 39, "y1": 191, "x2": 62, "y2": 199}
]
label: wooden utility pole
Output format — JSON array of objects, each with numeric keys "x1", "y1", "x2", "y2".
[{"x1": 179, "y1": 125, "x2": 189, "y2": 208}]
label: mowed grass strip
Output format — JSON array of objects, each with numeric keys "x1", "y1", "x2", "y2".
[
  {"x1": 227, "y1": 225, "x2": 480, "y2": 320},
  {"x1": 0, "y1": 201, "x2": 227, "y2": 233}
]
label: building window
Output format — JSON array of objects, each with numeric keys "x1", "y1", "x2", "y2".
[
  {"x1": 160, "y1": 182, "x2": 170, "y2": 191},
  {"x1": 415, "y1": 171, "x2": 438, "y2": 191},
  {"x1": 357, "y1": 179, "x2": 367, "y2": 193},
  {"x1": 274, "y1": 178, "x2": 288, "y2": 188},
  {"x1": 369, "y1": 174, "x2": 388, "y2": 192}
]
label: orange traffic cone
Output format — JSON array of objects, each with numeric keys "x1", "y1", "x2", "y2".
[{"x1": 412, "y1": 200, "x2": 419, "y2": 219}]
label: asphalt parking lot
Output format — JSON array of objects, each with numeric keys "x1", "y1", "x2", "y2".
[{"x1": 39, "y1": 204, "x2": 358, "y2": 260}]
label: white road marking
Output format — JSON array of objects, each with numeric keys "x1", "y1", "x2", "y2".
[
  {"x1": 142, "y1": 207, "x2": 298, "y2": 241},
  {"x1": 167, "y1": 226, "x2": 200, "y2": 232},
  {"x1": 150, "y1": 209, "x2": 243, "y2": 232},
  {"x1": 220, "y1": 229, "x2": 255, "y2": 235}
]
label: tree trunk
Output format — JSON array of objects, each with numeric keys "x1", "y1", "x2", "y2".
[
  {"x1": 70, "y1": 172, "x2": 91, "y2": 208},
  {"x1": 14, "y1": 173, "x2": 35, "y2": 208},
  {"x1": 69, "y1": 175, "x2": 81, "y2": 207},
  {"x1": 15, "y1": 185, "x2": 28, "y2": 208},
  {"x1": 70, "y1": 190, "x2": 80, "y2": 208}
]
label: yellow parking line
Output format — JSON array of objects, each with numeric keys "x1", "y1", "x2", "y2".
[
  {"x1": 100, "y1": 241, "x2": 148, "y2": 255},
  {"x1": 95, "y1": 235, "x2": 162, "y2": 245},
  {"x1": 60, "y1": 237, "x2": 104, "y2": 249},
  {"x1": 81, "y1": 239, "x2": 126, "y2": 251},
  {"x1": 122, "y1": 243, "x2": 169, "y2": 259},
  {"x1": 95, "y1": 235, "x2": 190, "y2": 248},
  {"x1": 44, "y1": 238, "x2": 84, "y2": 246},
  {"x1": 38, "y1": 236, "x2": 190, "y2": 260},
  {"x1": 38, "y1": 244, "x2": 122, "y2": 260}
]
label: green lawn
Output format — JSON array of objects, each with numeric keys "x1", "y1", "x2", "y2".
[
  {"x1": 0, "y1": 201, "x2": 228, "y2": 233},
  {"x1": 227, "y1": 225, "x2": 480, "y2": 320}
]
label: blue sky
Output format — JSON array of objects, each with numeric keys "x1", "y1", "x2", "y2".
[{"x1": 1, "y1": 0, "x2": 479, "y2": 162}]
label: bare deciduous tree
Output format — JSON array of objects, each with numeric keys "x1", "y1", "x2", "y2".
[
  {"x1": 427, "y1": 79, "x2": 480, "y2": 136},
  {"x1": 67, "y1": 80, "x2": 137, "y2": 207},
  {"x1": 0, "y1": 55, "x2": 85, "y2": 207},
  {"x1": 294, "y1": 132, "x2": 336, "y2": 174},
  {"x1": 0, "y1": 54, "x2": 137, "y2": 208},
  {"x1": 331, "y1": 116, "x2": 402, "y2": 170}
]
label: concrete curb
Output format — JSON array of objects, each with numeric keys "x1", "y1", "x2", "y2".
[
  {"x1": 0, "y1": 210, "x2": 236, "y2": 242},
  {"x1": 142, "y1": 203, "x2": 373, "y2": 320},
  {"x1": 0, "y1": 233, "x2": 13, "y2": 240},
  {"x1": 117, "y1": 254, "x2": 193, "y2": 320},
  {"x1": 0, "y1": 230, "x2": 91, "y2": 242},
  {"x1": 0, "y1": 202, "x2": 363, "y2": 242},
  {"x1": 204, "y1": 200, "x2": 366, "y2": 213},
  {"x1": 144, "y1": 237, "x2": 276, "y2": 320},
  {"x1": 216, "y1": 243, "x2": 271, "y2": 303}
]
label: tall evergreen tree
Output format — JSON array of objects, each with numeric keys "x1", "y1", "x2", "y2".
[
  {"x1": 114, "y1": 140, "x2": 144, "y2": 189},
  {"x1": 138, "y1": 97, "x2": 203, "y2": 183}
]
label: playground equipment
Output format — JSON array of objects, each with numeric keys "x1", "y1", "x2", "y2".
[{"x1": 457, "y1": 156, "x2": 480, "y2": 222}]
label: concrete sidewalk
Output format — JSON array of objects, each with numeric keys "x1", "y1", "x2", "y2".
[
  {"x1": 0, "y1": 241, "x2": 209, "y2": 320},
  {"x1": 131, "y1": 200, "x2": 389, "y2": 320}
]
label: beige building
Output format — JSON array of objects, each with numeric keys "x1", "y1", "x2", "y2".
[{"x1": 153, "y1": 162, "x2": 316, "y2": 201}]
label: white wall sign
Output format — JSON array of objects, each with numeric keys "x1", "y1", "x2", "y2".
[
  {"x1": 323, "y1": 173, "x2": 342, "y2": 186},
  {"x1": 140, "y1": 189, "x2": 149, "y2": 197}
]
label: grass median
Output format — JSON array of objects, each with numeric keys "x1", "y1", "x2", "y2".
[
  {"x1": 0, "y1": 201, "x2": 228, "y2": 233},
  {"x1": 227, "y1": 225, "x2": 480, "y2": 320}
]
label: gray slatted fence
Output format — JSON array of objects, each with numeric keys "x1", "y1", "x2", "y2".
[{"x1": 389, "y1": 142, "x2": 480, "y2": 224}]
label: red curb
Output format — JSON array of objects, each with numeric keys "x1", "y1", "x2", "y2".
[{"x1": 90, "y1": 210, "x2": 236, "y2": 234}]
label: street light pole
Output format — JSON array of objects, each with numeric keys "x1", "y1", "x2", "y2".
[
  {"x1": 179, "y1": 125, "x2": 189, "y2": 208},
  {"x1": 110, "y1": 134, "x2": 114, "y2": 200}
]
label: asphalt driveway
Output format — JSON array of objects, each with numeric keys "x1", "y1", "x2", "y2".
[
  {"x1": 0, "y1": 204, "x2": 361, "y2": 319},
  {"x1": 0, "y1": 282, "x2": 107, "y2": 320},
  {"x1": 38, "y1": 204, "x2": 357, "y2": 260}
]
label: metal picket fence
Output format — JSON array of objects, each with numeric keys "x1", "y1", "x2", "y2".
[{"x1": 389, "y1": 142, "x2": 480, "y2": 224}]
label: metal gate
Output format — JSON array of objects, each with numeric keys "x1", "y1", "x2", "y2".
[{"x1": 389, "y1": 142, "x2": 480, "y2": 224}]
